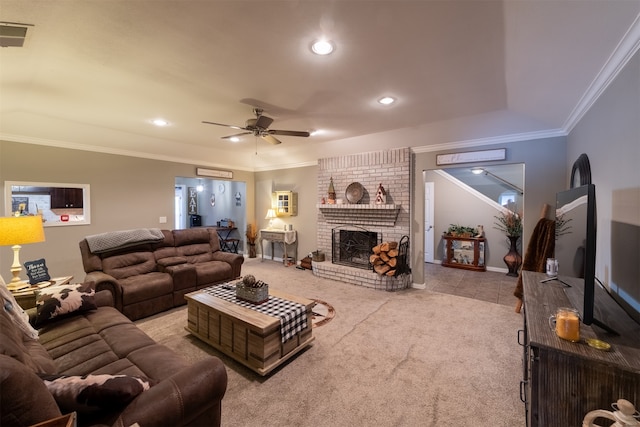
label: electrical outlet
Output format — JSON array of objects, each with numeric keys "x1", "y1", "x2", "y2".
[{"x1": 159, "y1": 216, "x2": 167, "y2": 224}]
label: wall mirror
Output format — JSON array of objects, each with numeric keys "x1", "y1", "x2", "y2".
[{"x1": 4, "y1": 181, "x2": 91, "y2": 227}]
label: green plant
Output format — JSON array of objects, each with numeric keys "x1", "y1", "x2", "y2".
[
  {"x1": 494, "y1": 209, "x2": 523, "y2": 237},
  {"x1": 446, "y1": 224, "x2": 478, "y2": 236}
]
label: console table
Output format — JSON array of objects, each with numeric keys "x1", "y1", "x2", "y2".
[
  {"x1": 259, "y1": 229, "x2": 297, "y2": 265},
  {"x1": 520, "y1": 271, "x2": 640, "y2": 427},
  {"x1": 441, "y1": 235, "x2": 486, "y2": 271}
]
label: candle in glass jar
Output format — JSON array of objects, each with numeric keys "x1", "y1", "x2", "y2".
[{"x1": 556, "y1": 309, "x2": 580, "y2": 342}]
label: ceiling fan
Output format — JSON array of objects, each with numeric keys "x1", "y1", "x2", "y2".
[{"x1": 202, "y1": 108, "x2": 310, "y2": 145}]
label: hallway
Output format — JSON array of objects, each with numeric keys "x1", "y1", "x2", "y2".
[{"x1": 424, "y1": 262, "x2": 519, "y2": 307}]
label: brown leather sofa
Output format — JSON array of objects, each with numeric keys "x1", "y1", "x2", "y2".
[
  {"x1": 79, "y1": 228, "x2": 244, "y2": 320},
  {"x1": 0, "y1": 290, "x2": 227, "y2": 427}
]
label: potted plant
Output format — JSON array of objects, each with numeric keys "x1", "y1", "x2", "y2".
[
  {"x1": 246, "y1": 224, "x2": 257, "y2": 258},
  {"x1": 445, "y1": 224, "x2": 478, "y2": 238},
  {"x1": 494, "y1": 208, "x2": 523, "y2": 276}
]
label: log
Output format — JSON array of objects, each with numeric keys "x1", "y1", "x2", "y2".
[
  {"x1": 388, "y1": 249, "x2": 399, "y2": 258},
  {"x1": 372, "y1": 244, "x2": 382, "y2": 254},
  {"x1": 387, "y1": 257, "x2": 397, "y2": 267},
  {"x1": 374, "y1": 264, "x2": 391, "y2": 275},
  {"x1": 385, "y1": 269, "x2": 396, "y2": 276},
  {"x1": 380, "y1": 242, "x2": 390, "y2": 252},
  {"x1": 380, "y1": 252, "x2": 390, "y2": 262}
]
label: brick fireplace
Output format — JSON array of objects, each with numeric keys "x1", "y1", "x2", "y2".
[{"x1": 313, "y1": 148, "x2": 412, "y2": 289}]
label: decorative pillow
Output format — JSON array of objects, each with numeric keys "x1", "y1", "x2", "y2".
[
  {"x1": 38, "y1": 373, "x2": 151, "y2": 412},
  {"x1": 34, "y1": 283, "x2": 96, "y2": 326}
]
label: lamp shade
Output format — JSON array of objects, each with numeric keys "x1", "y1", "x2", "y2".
[
  {"x1": 0, "y1": 216, "x2": 46, "y2": 246},
  {"x1": 265, "y1": 209, "x2": 277, "y2": 220}
]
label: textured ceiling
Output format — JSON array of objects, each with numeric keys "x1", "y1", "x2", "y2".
[{"x1": 1, "y1": 1, "x2": 638, "y2": 170}]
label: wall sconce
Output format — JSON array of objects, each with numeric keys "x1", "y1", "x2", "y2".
[
  {"x1": 0, "y1": 216, "x2": 46, "y2": 290},
  {"x1": 265, "y1": 209, "x2": 277, "y2": 229}
]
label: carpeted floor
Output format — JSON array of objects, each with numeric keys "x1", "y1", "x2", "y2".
[{"x1": 136, "y1": 258, "x2": 525, "y2": 426}]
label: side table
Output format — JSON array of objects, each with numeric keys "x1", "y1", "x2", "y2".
[{"x1": 11, "y1": 276, "x2": 73, "y2": 310}]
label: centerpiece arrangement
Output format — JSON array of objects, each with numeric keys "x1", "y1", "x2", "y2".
[{"x1": 235, "y1": 274, "x2": 269, "y2": 304}]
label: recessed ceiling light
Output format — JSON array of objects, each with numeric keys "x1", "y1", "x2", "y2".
[
  {"x1": 229, "y1": 137, "x2": 240, "y2": 143},
  {"x1": 311, "y1": 39, "x2": 334, "y2": 55},
  {"x1": 378, "y1": 96, "x2": 396, "y2": 105},
  {"x1": 152, "y1": 118, "x2": 169, "y2": 127}
]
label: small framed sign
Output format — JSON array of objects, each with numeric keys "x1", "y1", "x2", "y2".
[
  {"x1": 24, "y1": 258, "x2": 51, "y2": 285},
  {"x1": 436, "y1": 148, "x2": 506, "y2": 166}
]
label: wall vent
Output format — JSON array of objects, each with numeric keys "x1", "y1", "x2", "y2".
[{"x1": 0, "y1": 23, "x2": 31, "y2": 48}]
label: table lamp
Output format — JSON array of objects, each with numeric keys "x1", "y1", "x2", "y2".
[
  {"x1": 0, "y1": 216, "x2": 46, "y2": 291},
  {"x1": 265, "y1": 209, "x2": 277, "y2": 229}
]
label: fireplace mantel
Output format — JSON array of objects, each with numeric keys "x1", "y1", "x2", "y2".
[{"x1": 317, "y1": 204, "x2": 400, "y2": 227}]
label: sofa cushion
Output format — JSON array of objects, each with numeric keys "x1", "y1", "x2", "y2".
[
  {"x1": 193, "y1": 261, "x2": 233, "y2": 286},
  {"x1": 39, "y1": 373, "x2": 151, "y2": 413},
  {"x1": 118, "y1": 273, "x2": 174, "y2": 306},
  {"x1": 177, "y1": 243, "x2": 215, "y2": 263},
  {"x1": 34, "y1": 283, "x2": 97, "y2": 327},
  {"x1": 102, "y1": 251, "x2": 158, "y2": 279}
]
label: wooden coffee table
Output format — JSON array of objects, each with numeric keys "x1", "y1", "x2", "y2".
[{"x1": 185, "y1": 287, "x2": 314, "y2": 376}]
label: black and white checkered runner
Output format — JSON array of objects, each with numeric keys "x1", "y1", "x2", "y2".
[{"x1": 201, "y1": 283, "x2": 308, "y2": 343}]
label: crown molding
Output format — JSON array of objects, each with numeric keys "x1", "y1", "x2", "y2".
[
  {"x1": 0, "y1": 133, "x2": 256, "y2": 172},
  {"x1": 411, "y1": 128, "x2": 566, "y2": 154},
  {"x1": 563, "y1": 13, "x2": 640, "y2": 133}
]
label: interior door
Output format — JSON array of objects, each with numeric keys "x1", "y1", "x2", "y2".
[{"x1": 424, "y1": 181, "x2": 435, "y2": 262}]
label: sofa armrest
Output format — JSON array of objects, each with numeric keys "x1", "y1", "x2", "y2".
[
  {"x1": 210, "y1": 251, "x2": 244, "y2": 279},
  {"x1": 114, "y1": 357, "x2": 227, "y2": 427},
  {"x1": 0, "y1": 355, "x2": 62, "y2": 426},
  {"x1": 85, "y1": 271, "x2": 124, "y2": 313}
]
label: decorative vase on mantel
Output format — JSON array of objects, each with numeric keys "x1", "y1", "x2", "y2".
[{"x1": 503, "y1": 235, "x2": 522, "y2": 277}]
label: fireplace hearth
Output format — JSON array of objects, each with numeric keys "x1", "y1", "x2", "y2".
[{"x1": 332, "y1": 227, "x2": 381, "y2": 270}]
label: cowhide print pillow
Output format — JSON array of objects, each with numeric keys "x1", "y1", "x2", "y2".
[
  {"x1": 34, "y1": 283, "x2": 96, "y2": 326},
  {"x1": 38, "y1": 373, "x2": 151, "y2": 412}
]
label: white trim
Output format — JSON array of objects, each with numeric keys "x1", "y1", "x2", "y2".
[
  {"x1": 563, "y1": 13, "x2": 640, "y2": 133},
  {"x1": 411, "y1": 128, "x2": 566, "y2": 154}
]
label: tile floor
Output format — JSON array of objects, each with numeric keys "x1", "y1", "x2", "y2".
[{"x1": 424, "y1": 262, "x2": 519, "y2": 307}]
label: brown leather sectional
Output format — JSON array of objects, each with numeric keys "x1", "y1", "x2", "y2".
[
  {"x1": 0, "y1": 290, "x2": 227, "y2": 427},
  {"x1": 79, "y1": 227, "x2": 244, "y2": 320}
]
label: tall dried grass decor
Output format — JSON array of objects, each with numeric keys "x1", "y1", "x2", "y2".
[{"x1": 246, "y1": 224, "x2": 257, "y2": 258}]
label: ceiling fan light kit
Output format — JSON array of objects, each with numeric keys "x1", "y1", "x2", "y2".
[{"x1": 203, "y1": 108, "x2": 310, "y2": 145}]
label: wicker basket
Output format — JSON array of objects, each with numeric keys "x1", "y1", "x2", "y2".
[
  {"x1": 312, "y1": 250, "x2": 325, "y2": 262},
  {"x1": 235, "y1": 282, "x2": 269, "y2": 304}
]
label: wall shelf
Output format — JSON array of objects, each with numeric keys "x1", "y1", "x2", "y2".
[{"x1": 317, "y1": 204, "x2": 400, "y2": 227}]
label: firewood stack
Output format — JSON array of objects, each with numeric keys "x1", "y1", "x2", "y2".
[{"x1": 370, "y1": 241, "x2": 399, "y2": 276}]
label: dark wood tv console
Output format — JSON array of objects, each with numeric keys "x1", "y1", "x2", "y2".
[{"x1": 520, "y1": 271, "x2": 640, "y2": 427}]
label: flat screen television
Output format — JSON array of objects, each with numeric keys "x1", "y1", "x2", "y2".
[{"x1": 555, "y1": 184, "x2": 617, "y2": 334}]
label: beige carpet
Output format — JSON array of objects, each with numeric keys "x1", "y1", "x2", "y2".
[{"x1": 136, "y1": 258, "x2": 525, "y2": 426}]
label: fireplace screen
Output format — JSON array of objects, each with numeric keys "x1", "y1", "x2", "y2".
[{"x1": 332, "y1": 228, "x2": 381, "y2": 270}]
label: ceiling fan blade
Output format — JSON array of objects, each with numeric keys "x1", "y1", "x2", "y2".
[
  {"x1": 221, "y1": 132, "x2": 251, "y2": 140},
  {"x1": 269, "y1": 129, "x2": 310, "y2": 137},
  {"x1": 261, "y1": 134, "x2": 282, "y2": 145},
  {"x1": 254, "y1": 115, "x2": 274, "y2": 129},
  {"x1": 202, "y1": 121, "x2": 246, "y2": 131}
]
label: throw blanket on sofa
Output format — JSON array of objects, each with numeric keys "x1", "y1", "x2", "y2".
[{"x1": 86, "y1": 228, "x2": 165, "y2": 253}]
